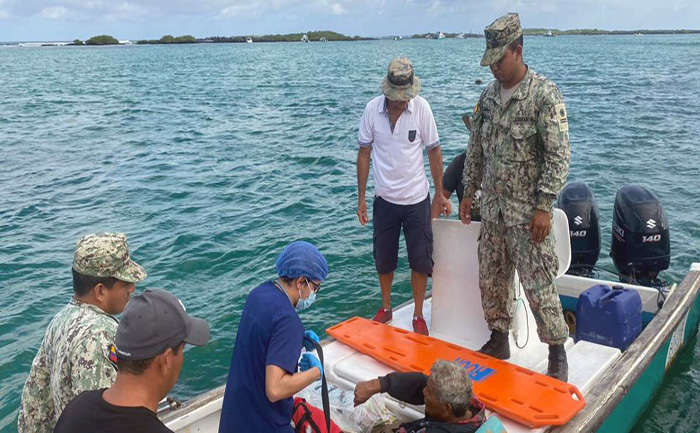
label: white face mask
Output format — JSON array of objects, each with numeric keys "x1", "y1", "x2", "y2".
[{"x1": 295, "y1": 281, "x2": 317, "y2": 312}]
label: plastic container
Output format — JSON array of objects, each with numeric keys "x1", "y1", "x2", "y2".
[{"x1": 575, "y1": 284, "x2": 642, "y2": 351}]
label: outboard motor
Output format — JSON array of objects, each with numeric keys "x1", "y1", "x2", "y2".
[
  {"x1": 557, "y1": 182, "x2": 601, "y2": 277},
  {"x1": 611, "y1": 185, "x2": 670, "y2": 286}
]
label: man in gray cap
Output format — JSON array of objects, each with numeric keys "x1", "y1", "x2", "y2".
[
  {"x1": 54, "y1": 289, "x2": 210, "y2": 433},
  {"x1": 356, "y1": 57, "x2": 451, "y2": 336},
  {"x1": 459, "y1": 13, "x2": 571, "y2": 381},
  {"x1": 18, "y1": 233, "x2": 147, "y2": 433}
]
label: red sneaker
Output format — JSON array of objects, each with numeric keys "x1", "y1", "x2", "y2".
[
  {"x1": 413, "y1": 317, "x2": 429, "y2": 336},
  {"x1": 372, "y1": 308, "x2": 393, "y2": 324}
]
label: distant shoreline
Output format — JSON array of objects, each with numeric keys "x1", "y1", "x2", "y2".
[
  {"x1": 2, "y1": 29, "x2": 699, "y2": 46},
  {"x1": 522, "y1": 28, "x2": 700, "y2": 36}
]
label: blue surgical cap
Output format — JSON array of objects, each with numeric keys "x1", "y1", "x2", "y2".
[{"x1": 275, "y1": 241, "x2": 329, "y2": 282}]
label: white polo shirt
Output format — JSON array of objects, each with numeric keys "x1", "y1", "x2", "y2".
[{"x1": 358, "y1": 95, "x2": 440, "y2": 206}]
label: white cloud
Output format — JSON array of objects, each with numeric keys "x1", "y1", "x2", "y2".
[
  {"x1": 38, "y1": 6, "x2": 68, "y2": 19},
  {"x1": 428, "y1": 0, "x2": 440, "y2": 13},
  {"x1": 0, "y1": 0, "x2": 699, "y2": 40},
  {"x1": 217, "y1": 2, "x2": 263, "y2": 18},
  {"x1": 111, "y1": 2, "x2": 150, "y2": 18},
  {"x1": 331, "y1": 3, "x2": 346, "y2": 14}
]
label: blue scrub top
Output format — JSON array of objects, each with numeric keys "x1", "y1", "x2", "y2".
[{"x1": 219, "y1": 281, "x2": 304, "y2": 433}]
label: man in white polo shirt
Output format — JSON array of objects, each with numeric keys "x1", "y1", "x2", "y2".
[{"x1": 356, "y1": 57, "x2": 451, "y2": 335}]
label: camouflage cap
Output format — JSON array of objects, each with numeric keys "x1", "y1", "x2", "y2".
[
  {"x1": 480, "y1": 13, "x2": 523, "y2": 67},
  {"x1": 382, "y1": 57, "x2": 421, "y2": 102},
  {"x1": 73, "y1": 233, "x2": 146, "y2": 283}
]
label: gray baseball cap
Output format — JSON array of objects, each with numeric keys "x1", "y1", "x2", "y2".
[{"x1": 115, "y1": 289, "x2": 210, "y2": 360}]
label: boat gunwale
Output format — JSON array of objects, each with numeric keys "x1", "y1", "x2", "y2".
[{"x1": 550, "y1": 265, "x2": 700, "y2": 432}]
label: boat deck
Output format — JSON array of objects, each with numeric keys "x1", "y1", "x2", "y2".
[
  {"x1": 163, "y1": 214, "x2": 696, "y2": 433},
  {"x1": 322, "y1": 296, "x2": 622, "y2": 433}
]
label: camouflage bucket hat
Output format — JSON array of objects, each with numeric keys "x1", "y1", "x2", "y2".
[
  {"x1": 481, "y1": 13, "x2": 522, "y2": 67},
  {"x1": 382, "y1": 57, "x2": 421, "y2": 102},
  {"x1": 73, "y1": 233, "x2": 146, "y2": 283}
]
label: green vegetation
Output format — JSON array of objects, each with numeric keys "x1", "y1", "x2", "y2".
[
  {"x1": 71, "y1": 39, "x2": 83, "y2": 46},
  {"x1": 412, "y1": 28, "x2": 700, "y2": 39},
  {"x1": 524, "y1": 28, "x2": 700, "y2": 36},
  {"x1": 205, "y1": 30, "x2": 365, "y2": 43},
  {"x1": 409, "y1": 32, "x2": 481, "y2": 39},
  {"x1": 85, "y1": 35, "x2": 119, "y2": 45},
  {"x1": 137, "y1": 35, "x2": 197, "y2": 44}
]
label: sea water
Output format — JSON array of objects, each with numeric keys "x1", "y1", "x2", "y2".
[{"x1": 1, "y1": 35, "x2": 699, "y2": 431}]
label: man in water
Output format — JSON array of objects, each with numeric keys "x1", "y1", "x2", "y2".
[
  {"x1": 54, "y1": 289, "x2": 210, "y2": 433},
  {"x1": 356, "y1": 57, "x2": 451, "y2": 336},
  {"x1": 18, "y1": 233, "x2": 147, "y2": 433},
  {"x1": 459, "y1": 13, "x2": 571, "y2": 380},
  {"x1": 353, "y1": 360, "x2": 486, "y2": 433},
  {"x1": 218, "y1": 241, "x2": 328, "y2": 433}
]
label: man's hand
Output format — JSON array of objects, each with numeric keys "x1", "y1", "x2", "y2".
[
  {"x1": 353, "y1": 378, "x2": 382, "y2": 407},
  {"x1": 299, "y1": 353, "x2": 323, "y2": 377},
  {"x1": 459, "y1": 198, "x2": 473, "y2": 225},
  {"x1": 303, "y1": 330, "x2": 320, "y2": 351},
  {"x1": 357, "y1": 199, "x2": 369, "y2": 226},
  {"x1": 431, "y1": 194, "x2": 452, "y2": 219},
  {"x1": 529, "y1": 209, "x2": 551, "y2": 243}
]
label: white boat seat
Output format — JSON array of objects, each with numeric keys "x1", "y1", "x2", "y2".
[
  {"x1": 430, "y1": 210, "x2": 572, "y2": 362},
  {"x1": 552, "y1": 208, "x2": 572, "y2": 279}
]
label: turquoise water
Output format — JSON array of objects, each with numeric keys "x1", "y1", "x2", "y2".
[{"x1": 1, "y1": 36, "x2": 699, "y2": 432}]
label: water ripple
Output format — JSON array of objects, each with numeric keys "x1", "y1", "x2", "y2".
[{"x1": 1, "y1": 36, "x2": 699, "y2": 432}]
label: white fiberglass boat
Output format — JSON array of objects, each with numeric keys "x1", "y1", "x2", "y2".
[{"x1": 160, "y1": 210, "x2": 700, "y2": 432}]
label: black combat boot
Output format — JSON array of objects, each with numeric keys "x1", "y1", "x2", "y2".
[
  {"x1": 478, "y1": 330, "x2": 510, "y2": 359},
  {"x1": 547, "y1": 344, "x2": 568, "y2": 382}
]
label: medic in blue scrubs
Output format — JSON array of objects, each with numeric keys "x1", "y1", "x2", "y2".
[{"x1": 218, "y1": 241, "x2": 328, "y2": 433}]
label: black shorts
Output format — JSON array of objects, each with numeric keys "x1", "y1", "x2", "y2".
[{"x1": 373, "y1": 194, "x2": 433, "y2": 275}]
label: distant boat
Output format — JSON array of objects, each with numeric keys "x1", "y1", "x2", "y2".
[
  {"x1": 246, "y1": 37, "x2": 253, "y2": 44},
  {"x1": 320, "y1": 37, "x2": 327, "y2": 42},
  {"x1": 456, "y1": 33, "x2": 465, "y2": 39},
  {"x1": 635, "y1": 33, "x2": 645, "y2": 36},
  {"x1": 301, "y1": 34, "x2": 309, "y2": 43},
  {"x1": 393, "y1": 36, "x2": 402, "y2": 41},
  {"x1": 545, "y1": 31, "x2": 555, "y2": 37},
  {"x1": 437, "y1": 32, "x2": 446, "y2": 39}
]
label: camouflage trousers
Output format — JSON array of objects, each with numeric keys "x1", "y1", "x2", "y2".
[{"x1": 478, "y1": 217, "x2": 568, "y2": 345}]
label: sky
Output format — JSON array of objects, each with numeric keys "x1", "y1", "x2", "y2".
[{"x1": 0, "y1": 0, "x2": 699, "y2": 42}]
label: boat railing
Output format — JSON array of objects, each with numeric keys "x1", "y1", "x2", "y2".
[{"x1": 550, "y1": 264, "x2": 700, "y2": 432}]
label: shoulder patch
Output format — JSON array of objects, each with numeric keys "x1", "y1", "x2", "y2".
[
  {"x1": 473, "y1": 101, "x2": 479, "y2": 115},
  {"x1": 555, "y1": 103, "x2": 568, "y2": 132}
]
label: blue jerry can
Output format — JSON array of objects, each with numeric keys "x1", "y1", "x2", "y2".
[{"x1": 575, "y1": 284, "x2": 642, "y2": 351}]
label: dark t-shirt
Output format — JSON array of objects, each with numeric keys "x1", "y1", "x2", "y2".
[
  {"x1": 443, "y1": 152, "x2": 467, "y2": 204},
  {"x1": 53, "y1": 389, "x2": 172, "y2": 433},
  {"x1": 218, "y1": 281, "x2": 305, "y2": 433},
  {"x1": 378, "y1": 372, "x2": 486, "y2": 433}
]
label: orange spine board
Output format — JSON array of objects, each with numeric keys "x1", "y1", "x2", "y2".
[{"x1": 327, "y1": 317, "x2": 585, "y2": 428}]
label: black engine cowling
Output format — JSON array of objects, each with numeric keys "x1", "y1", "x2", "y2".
[
  {"x1": 611, "y1": 185, "x2": 670, "y2": 285},
  {"x1": 557, "y1": 182, "x2": 601, "y2": 276}
]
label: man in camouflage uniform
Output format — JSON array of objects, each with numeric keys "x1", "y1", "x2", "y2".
[
  {"x1": 459, "y1": 13, "x2": 571, "y2": 381},
  {"x1": 17, "y1": 233, "x2": 146, "y2": 432}
]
